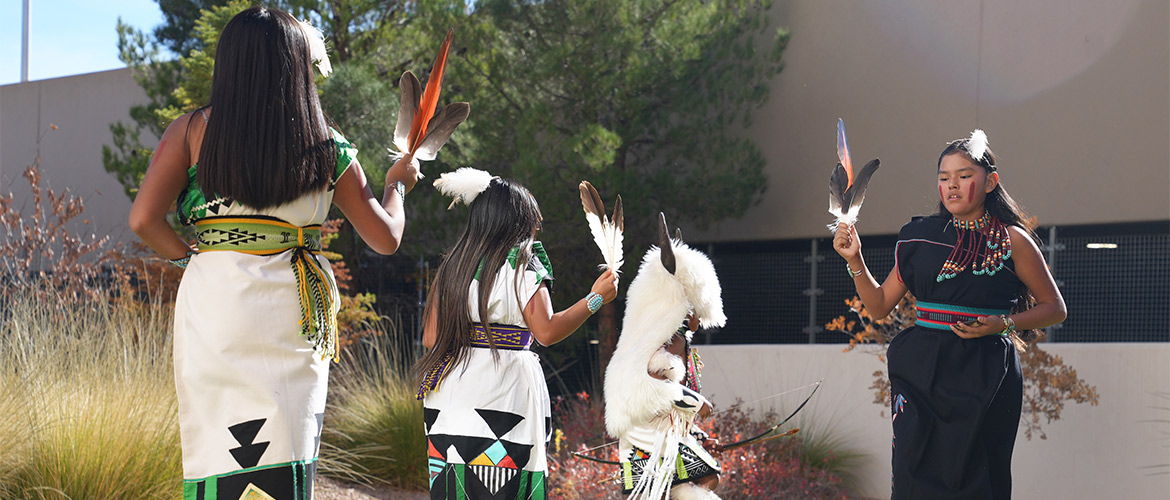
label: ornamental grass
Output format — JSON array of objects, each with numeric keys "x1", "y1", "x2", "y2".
[{"x1": 0, "y1": 286, "x2": 183, "y2": 499}]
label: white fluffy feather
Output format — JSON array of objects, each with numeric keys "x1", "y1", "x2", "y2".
[
  {"x1": 298, "y1": 19, "x2": 332, "y2": 77},
  {"x1": 967, "y1": 129, "x2": 989, "y2": 162},
  {"x1": 432, "y1": 167, "x2": 494, "y2": 209}
]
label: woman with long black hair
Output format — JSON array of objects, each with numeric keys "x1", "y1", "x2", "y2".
[
  {"x1": 833, "y1": 131, "x2": 1066, "y2": 499},
  {"x1": 416, "y1": 168, "x2": 617, "y2": 499},
  {"x1": 129, "y1": 6, "x2": 417, "y2": 497}
]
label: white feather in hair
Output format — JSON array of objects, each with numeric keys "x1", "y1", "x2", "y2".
[
  {"x1": 433, "y1": 167, "x2": 495, "y2": 209},
  {"x1": 298, "y1": 19, "x2": 332, "y2": 77},
  {"x1": 578, "y1": 181, "x2": 624, "y2": 274},
  {"x1": 967, "y1": 129, "x2": 989, "y2": 162}
]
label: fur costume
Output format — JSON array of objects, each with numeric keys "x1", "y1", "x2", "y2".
[{"x1": 604, "y1": 214, "x2": 726, "y2": 499}]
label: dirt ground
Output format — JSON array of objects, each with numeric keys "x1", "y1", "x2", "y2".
[{"x1": 314, "y1": 476, "x2": 429, "y2": 500}]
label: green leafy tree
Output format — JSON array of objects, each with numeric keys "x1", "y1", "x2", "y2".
[
  {"x1": 104, "y1": 0, "x2": 790, "y2": 378},
  {"x1": 406, "y1": 0, "x2": 790, "y2": 367}
]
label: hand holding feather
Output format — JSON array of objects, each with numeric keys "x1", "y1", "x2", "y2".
[
  {"x1": 388, "y1": 29, "x2": 470, "y2": 173},
  {"x1": 828, "y1": 119, "x2": 880, "y2": 232}
]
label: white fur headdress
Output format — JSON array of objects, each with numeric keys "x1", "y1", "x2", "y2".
[
  {"x1": 433, "y1": 167, "x2": 496, "y2": 209},
  {"x1": 298, "y1": 19, "x2": 332, "y2": 77}
]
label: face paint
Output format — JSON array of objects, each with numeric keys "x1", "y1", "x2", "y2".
[
  {"x1": 967, "y1": 183, "x2": 976, "y2": 201},
  {"x1": 939, "y1": 185, "x2": 946, "y2": 202}
]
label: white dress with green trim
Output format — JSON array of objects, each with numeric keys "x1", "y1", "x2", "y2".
[
  {"x1": 173, "y1": 129, "x2": 355, "y2": 500},
  {"x1": 423, "y1": 243, "x2": 554, "y2": 500}
]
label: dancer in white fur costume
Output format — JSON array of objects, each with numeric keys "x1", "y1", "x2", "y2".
[{"x1": 605, "y1": 213, "x2": 726, "y2": 500}]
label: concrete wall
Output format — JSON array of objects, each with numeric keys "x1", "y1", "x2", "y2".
[
  {"x1": 697, "y1": 343, "x2": 1170, "y2": 499},
  {"x1": 0, "y1": 68, "x2": 146, "y2": 245},
  {"x1": 697, "y1": 0, "x2": 1170, "y2": 241}
]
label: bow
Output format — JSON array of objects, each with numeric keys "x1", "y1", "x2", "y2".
[
  {"x1": 720, "y1": 379, "x2": 821, "y2": 450},
  {"x1": 568, "y1": 380, "x2": 822, "y2": 462}
]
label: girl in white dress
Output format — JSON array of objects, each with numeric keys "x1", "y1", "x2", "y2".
[{"x1": 417, "y1": 169, "x2": 617, "y2": 499}]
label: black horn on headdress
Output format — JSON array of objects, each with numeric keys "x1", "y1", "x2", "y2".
[{"x1": 658, "y1": 212, "x2": 676, "y2": 274}]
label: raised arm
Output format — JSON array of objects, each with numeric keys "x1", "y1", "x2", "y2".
[
  {"x1": 128, "y1": 112, "x2": 198, "y2": 260},
  {"x1": 834, "y1": 223, "x2": 909, "y2": 319},
  {"x1": 523, "y1": 269, "x2": 618, "y2": 346},
  {"x1": 332, "y1": 154, "x2": 420, "y2": 255}
]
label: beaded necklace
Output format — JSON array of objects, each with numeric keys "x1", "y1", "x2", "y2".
[{"x1": 936, "y1": 211, "x2": 1013, "y2": 282}]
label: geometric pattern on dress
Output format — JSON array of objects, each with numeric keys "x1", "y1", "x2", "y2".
[
  {"x1": 475, "y1": 408, "x2": 525, "y2": 439},
  {"x1": 227, "y1": 418, "x2": 269, "y2": 469},
  {"x1": 314, "y1": 412, "x2": 325, "y2": 455},
  {"x1": 183, "y1": 460, "x2": 315, "y2": 500},
  {"x1": 424, "y1": 407, "x2": 441, "y2": 433},
  {"x1": 444, "y1": 434, "x2": 496, "y2": 466},
  {"x1": 239, "y1": 483, "x2": 277, "y2": 500},
  {"x1": 469, "y1": 464, "x2": 519, "y2": 496}
]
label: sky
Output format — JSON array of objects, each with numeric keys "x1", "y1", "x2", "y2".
[{"x1": 0, "y1": 0, "x2": 165, "y2": 85}]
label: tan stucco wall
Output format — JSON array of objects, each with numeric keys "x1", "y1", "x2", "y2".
[
  {"x1": 698, "y1": 0, "x2": 1170, "y2": 241},
  {"x1": 0, "y1": 68, "x2": 146, "y2": 245},
  {"x1": 698, "y1": 343, "x2": 1170, "y2": 499}
]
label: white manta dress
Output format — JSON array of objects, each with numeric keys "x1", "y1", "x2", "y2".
[
  {"x1": 421, "y1": 243, "x2": 554, "y2": 500},
  {"x1": 173, "y1": 126, "x2": 355, "y2": 500}
]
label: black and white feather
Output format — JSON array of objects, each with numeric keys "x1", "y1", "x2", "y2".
[
  {"x1": 578, "y1": 181, "x2": 624, "y2": 274},
  {"x1": 828, "y1": 119, "x2": 880, "y2": 232}
]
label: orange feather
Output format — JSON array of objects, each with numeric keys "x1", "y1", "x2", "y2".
[{"x1": 408, "y1": 29, "x2": 455, "y2": 153}]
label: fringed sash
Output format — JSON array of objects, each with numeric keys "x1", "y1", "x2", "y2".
[
  {"x1": 194, "y1": 216, "x2": 339, "y2": 361},
  {"x1": 416, "y1": 324, "x2": 534, "y2": 400}
]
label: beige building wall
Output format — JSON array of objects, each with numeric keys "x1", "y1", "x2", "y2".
[
  {"x1": 698, "y1": 343, "x2": 1170, "y2": 499},
  {"x1": 1, "y1": 68, "x2": 145, "y2": 245},
  {"x1": 699, "y1": 0, "x2": 1170, "y2": 241}
]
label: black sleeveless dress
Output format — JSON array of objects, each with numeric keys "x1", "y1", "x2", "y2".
[{"x1": 888, "y1": 215, "x2": 1024, "y2": 500}]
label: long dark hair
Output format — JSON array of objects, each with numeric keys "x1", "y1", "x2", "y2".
[
  {"x1": 936, "y1": 138, "x2": 1044, "y2": 348},
  {"x1": 414, "y1": 178, "x2": 544, "y2": 385},
  {"x1": 196, "y1": 6, "x2": 335, "y2": 209}
]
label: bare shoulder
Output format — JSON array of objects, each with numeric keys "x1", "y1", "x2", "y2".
[{"x1": 1007, "y1": 225, "x2": 1045, "y2": 264}]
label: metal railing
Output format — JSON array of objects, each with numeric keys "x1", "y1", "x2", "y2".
[{"x1": 706, "y1": 224, "x2": 1170, "y2": 344}]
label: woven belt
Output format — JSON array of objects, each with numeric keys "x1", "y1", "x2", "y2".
[
  {"x1": 417, "y1": 324, "x2": 534, "y2": 400},
  {"x1": 194, "y1": 216, "x2": 338, "y2": 361},
  {"x1": 915, "y1": 300, "x2": 1010, "y2": 330}
]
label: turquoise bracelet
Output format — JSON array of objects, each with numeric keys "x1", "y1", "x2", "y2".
[{"x1": 585, "y1": 292, "x2": 604, "y2": 314}]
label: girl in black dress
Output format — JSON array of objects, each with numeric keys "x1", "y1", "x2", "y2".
[{"x1": 833, "y1": 131, "x2": 1066, "y2": 499}]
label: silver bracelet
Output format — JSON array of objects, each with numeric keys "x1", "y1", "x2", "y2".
[
  {"x1": 390, "y1": 180, "x2": 406, "y2": 199},
  {"x1": 846, "y1": 263, "x2": 863, "y2": 278}
]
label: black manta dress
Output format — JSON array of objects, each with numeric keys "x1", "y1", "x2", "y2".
[{"x1": 888, "y1": 215, "x2": 1024, "y2": 500}]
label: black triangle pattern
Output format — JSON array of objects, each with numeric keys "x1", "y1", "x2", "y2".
[
  {"x1": 499, "y1": 440, "x2": 533, "y2": 470},
  {"x1": 227, "y1": 418, "x2": 269, "y2": 469},
  {"x1": 475, "y1": 408, "x2": 525, "y2": 439},
  {"x1": 424, "y1": 407, "x2": 441, "y2": 433},
  {"x1": 444, "y1": 434, "x2": 497, "y2": 464},
  {"x1": 228, "y1": 418, "x2": 266, "y2": 445},
  {"x1": 465, "y1": 464, "x2": 524, "y2": 499}
]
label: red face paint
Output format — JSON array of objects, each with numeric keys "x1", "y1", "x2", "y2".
[
  {"x1": 967, "y1": 183, "x2": 976, "y2": 203},
  {"x1": 939, "y1": 185, "x2": 946, "y2": 202}
]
